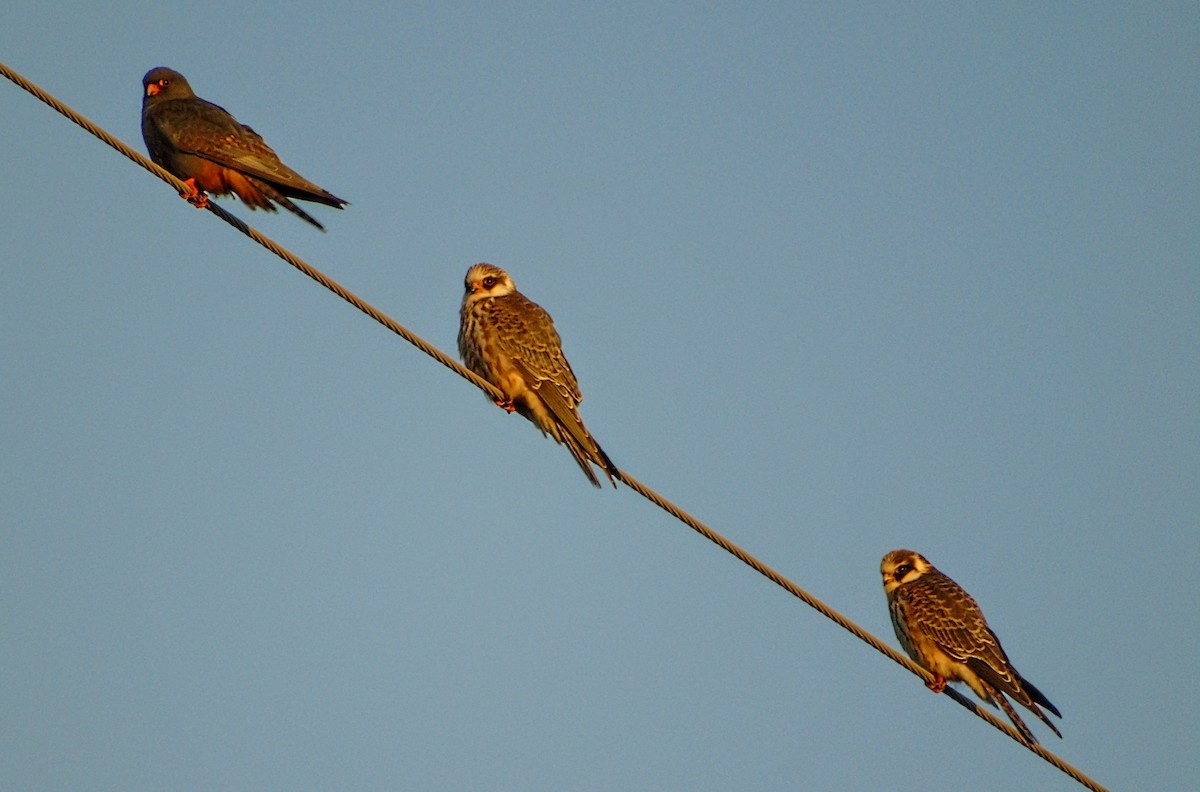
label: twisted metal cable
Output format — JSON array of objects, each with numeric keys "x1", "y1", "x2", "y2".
[{"x1": 2, "y1": 60, "x2": 1109, "y2": 792}]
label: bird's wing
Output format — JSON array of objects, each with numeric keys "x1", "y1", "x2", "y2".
[
  {"x1": 150, "y1": 99, "x2": 330, "y2": 197},
  {"x1": 917, "y1": 577, "x2": 1026, "y2": 698},
  {"x1": 492, "y1": 295, "x2": 583, "y2": 401}
]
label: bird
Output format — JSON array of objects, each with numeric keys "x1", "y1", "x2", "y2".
[
  {"x1": 880, "y1": 549, "x2": 1063, "y2": 743},
  {"x1": 458, "y1": 263, "x2": 620, "y2": 488},
  {"x1": 140, "y1": 67, "x2": 346, "y2": 230}
]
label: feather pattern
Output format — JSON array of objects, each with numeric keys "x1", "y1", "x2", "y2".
[
  {"x1": 882, "y1": 549, "x2": 1062, "y2": 742},
  {"x1": 458, "y1": 263, "x2": 619, "y2": 488}
]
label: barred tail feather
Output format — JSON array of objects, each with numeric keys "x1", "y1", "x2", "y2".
[
  {"x1": 994, "y1": 693, "x2": 1040, "y2": 744},
  {"x1": 563, "y1": 436, "x2": 603, "y2": 488},
  {"x1": 561, "y1": 433, "x2": 619, "y2": 489}
]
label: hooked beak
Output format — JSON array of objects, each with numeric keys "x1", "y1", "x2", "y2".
[{"x1": 145, "y1": 83, "x2": 161, "y2": 97}]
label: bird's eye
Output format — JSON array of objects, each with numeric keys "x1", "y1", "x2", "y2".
[
  {"x1": 482, "y1": 276, "x2": 497, "y2": 288},
  {"x1": 896, "y1": 564, "x2": 911, "y2": 577},
  {"x1": 160, "y1": 79, "x2": 171, "y2": 88}
]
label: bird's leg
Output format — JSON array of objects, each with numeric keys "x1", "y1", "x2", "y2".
[
  {"x1": 925, "y1": 674, "x2": 947, "y2": 694},
  {"x1": 179, "y1": 178, "x2": 210, "y2": 209},
  {"x1": 493, "y1": 398, "x2": 517, "y2": 413}
]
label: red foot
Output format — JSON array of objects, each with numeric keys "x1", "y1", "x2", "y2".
[
  {"x1": 925, "y1": 674, "x2": 947, "y2": 694},
  {"x1": 493, "y1": 399, "x2": 516, "y2": 413},
  {"x1": 179, "y1": 178, "x2": 210, "y2": 209}
]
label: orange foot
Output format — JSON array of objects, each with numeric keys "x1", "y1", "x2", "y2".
[
  {"x1": 179, "y1": 178, "x2": 210, "y2": 209},
  {"x1": 493, "y1": 399, "x2": 516, "y2": 413},
  {"x1": 925, "y1": 674, "x2": 947, "y2": 694}
]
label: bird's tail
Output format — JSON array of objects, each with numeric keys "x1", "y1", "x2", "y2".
[
  {"x1": 248, "y1": 176, "x2": 329, "y2": 231},
  {"x1": 993, "y1": 687, "x2": 1062, "y2": 743},
  {"x1": 994, "y1": 693, "x2": 1040, "y2": 744},
  {"x1": 1010, "y1": 673, "x2": 1063, "y2": 739},
  {"x1": 591, "y1": 439, "x2": 621, "y2": 488},
  {"x1": 1018, "y1": 674, "x2": 1063, "y2": 720},
  {"x1": 1030, "y1": 702, "x2": 1064, "y2": 740},
  {"x1": 562, "y1": 434, "x2": 620, "y2": 489}
]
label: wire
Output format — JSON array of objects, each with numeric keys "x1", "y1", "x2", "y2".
[{"x1": 2, "y1": 60, "x2": 1109, "y2": 792}]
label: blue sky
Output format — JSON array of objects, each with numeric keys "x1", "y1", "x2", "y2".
[{"x1": 3, "y1": 3, "x2": 1197, "y2": 790}]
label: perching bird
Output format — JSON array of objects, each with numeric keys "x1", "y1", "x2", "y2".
[
  {"x1": 881, "y1": 549, "x2": 1063, "y2": 743},
  {"x1": 458, "y1": 263, "x2": 619, "y2": 488},
  {"x1": 140, "y1": 67, "x2": 346, "y2": 230}
]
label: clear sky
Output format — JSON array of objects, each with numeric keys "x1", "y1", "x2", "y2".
[{"x1": 3, "y1": 3, "x2": 1197, "y2": 790}]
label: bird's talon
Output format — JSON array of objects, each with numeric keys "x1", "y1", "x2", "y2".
[
  {"x1": 178, "y1": 178, "x2": 209, "y2": 208},
  {"x1": 925, "y1": 675, "x2": 947, "y2": 694},
  {"x1": 493, "y1": 399, "x2": 516, "y2": 413}
]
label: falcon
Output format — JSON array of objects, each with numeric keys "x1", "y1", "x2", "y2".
[
  {"x1": 880, "y1": 549, "x2": 1063, "y2": 743},
  {"x1": 140, "y1": 67, "x2": 347, "y2": 230},
  {"x1": 458, "y1": 263, "x2": 619, "y2": 488}
]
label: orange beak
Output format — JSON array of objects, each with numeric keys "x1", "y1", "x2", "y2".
[
  {"x1": 468, "y1": 280, "x2": 482, "y2": 293},
  {"x1": 145, "y1": 83, "x2": 161, "y2": 97}
]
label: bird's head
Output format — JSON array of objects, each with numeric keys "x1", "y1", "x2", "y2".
[
  {"x1": 142, "y1": 67, "x2": 193, "y2": 102},
  {"x1": 880, "y1": 549, "x2": 932, "y2": 595},
  {"x1": 463, "y1": 263, "x2": 515, "y2": 303}
]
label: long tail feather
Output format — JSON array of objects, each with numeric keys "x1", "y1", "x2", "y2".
[{"x1": 995, "y1": 693, "x2": 1040, "y2": 744}]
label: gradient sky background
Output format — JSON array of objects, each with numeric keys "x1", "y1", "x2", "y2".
[{"x1": 3, "y1": 3, "x2": 1197, "y2": 790}]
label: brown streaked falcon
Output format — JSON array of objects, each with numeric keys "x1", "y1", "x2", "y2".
[
  {"x1": 458, "y1": 263, "x2": 619, "y2": 488},
  {"x1": 881, "y1": 549, "x2": 1063, "y2": 743}
]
